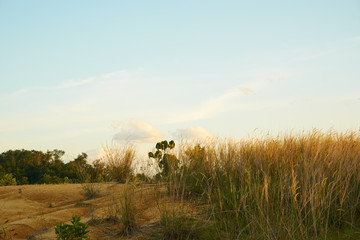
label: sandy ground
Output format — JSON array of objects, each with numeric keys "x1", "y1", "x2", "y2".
[{"x1": 0, "y1": 183, "x2": 167, "y2": 240}]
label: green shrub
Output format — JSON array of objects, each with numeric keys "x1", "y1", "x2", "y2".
[
  {"x1": 0, "y1": 173, "x2": 17, "y2": 186},
  {"x1": 42, "y1": 173, "x2": 52, "y2": 184},
  {"x1": 55, "y1": 215, "x2": 89, "y2": 240}
]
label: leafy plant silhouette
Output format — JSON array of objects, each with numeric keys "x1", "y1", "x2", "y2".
[{"x1": 148, "y1": 140, "x2": 178, "y2": 179}]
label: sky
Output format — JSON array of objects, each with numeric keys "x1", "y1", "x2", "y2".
[{"x1": 1, "y1": 0, "x2": 359, "y2": 161}]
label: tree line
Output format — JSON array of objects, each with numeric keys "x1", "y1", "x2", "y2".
[{"x1": 0, "y1": 149, "x2": 108, "y2": 185}]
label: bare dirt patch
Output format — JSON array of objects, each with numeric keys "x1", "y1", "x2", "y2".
[{"x1": 0, "y1": 183, "x2": 168, "y2": 239}]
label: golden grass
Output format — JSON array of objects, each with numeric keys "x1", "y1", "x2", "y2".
[
  {"x1": 2, "y1": 129, "x2": 359, "y2": 239},
  {"x1": 167, "y1": 129, "x2": 360, "y2": 239}
]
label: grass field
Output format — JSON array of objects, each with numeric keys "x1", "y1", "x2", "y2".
[{"x1": 1, "y1": 129, "x2": 360, "y2": 239}]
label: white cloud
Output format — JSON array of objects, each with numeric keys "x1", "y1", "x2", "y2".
[
  {"x1": 112, "y1": 119, "x2": 163, "y2": 143},
  {"x1": 174, "y1": 126, "x2": 214, "y2": 140}
]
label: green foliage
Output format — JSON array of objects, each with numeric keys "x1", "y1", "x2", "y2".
[
  {"x1": 64, "y1": 176, "x2": 72, "y2": 184},
  {"x1": 148, "y1": 140, "x2": 178, "y2": 178},
  {"x1": 180, "y1": 144, "x2": 209, "y2": 198},
  {"x1": 20, "y1": 176, "x2": 28, "y2": 185},
  {"x1": 55, "y1": 215, "x2": 89, "y2": 240},
  {"x1": 0, "y1": 173, "x2": 17, "y2": 186},
  {"x1": 0, "y1": 149, "x2": 108, "y2": 185},
  {"x1": 42, "y1": 173, "x2": 52, "y2": 184}
]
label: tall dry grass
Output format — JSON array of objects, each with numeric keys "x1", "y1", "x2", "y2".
[
  {"x1": 102, "y1": 143, "x2": 136, "y2": 183},
  {"x1": 167, "y1": 130, "x2": 360, "y2": 239}
]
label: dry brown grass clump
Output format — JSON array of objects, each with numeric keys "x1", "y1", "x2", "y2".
[{"x1": 103, "y1": 143, "x2": 136, "y2": 183}]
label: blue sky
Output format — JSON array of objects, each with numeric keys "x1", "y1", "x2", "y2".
[{"x1": 1, "y1": 0, "x2": 359, "y2": 160}]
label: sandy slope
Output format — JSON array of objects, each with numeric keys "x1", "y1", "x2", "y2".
[{"x1": 0, "y1": 183, "x2": 164, "y2": 239}]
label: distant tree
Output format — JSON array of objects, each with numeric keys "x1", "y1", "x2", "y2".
[{"x1": 0, "y1": 149, "x2": 110, "y2": 185}]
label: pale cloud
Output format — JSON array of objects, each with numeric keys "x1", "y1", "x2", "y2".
[
  {"x1": 165, "y1": 88, "x2": 240, "y2": 123},
  {"x1": 44, "y1": 77, "x2": 95, "y2": 91},
  {"x1": 237, "y1": 68, "x2": 287, "y2": 86},
  {"x1": 166, "y1": 75, "x2": 282, "y2": 123},
  {"x1": 240, "y1": 87, "x2": 251, "y2": 95},
  {"x1": 62, "y1": 78, "x2": 95, "y2": 88},
  {"x1": 0, "y1": 88, "x2": 29, "y2": 100},
  {"x1": 113, "y1": 119, "x2": 164, "y2": 143},
  {"x1": 12, "y1": 88, "x2": 29, "y2": 96},
  {"x1": 86, "y1": 147, "x2": 107, "y2": 161},
  {"x1": 47, "y1": 70, "x2": 131, "y2": 90},
  {"x1": 174, "y1": 126, "x2": 214, "y2": 140}
]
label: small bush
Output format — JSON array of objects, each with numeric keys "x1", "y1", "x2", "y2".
[
  {"x1": 81, "y1": 183, "x2": 100, "y2": 200},
  {"x1": 55, "y1": 215, "x2": 89, "y2": 240},
  {"x1": 0, "y1": 173, "x2": 17, "y2": 186}
]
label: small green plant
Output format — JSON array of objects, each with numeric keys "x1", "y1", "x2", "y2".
[
  {"x1": 55, "y1": 215, "x2": 89, "y2": 240},
  {"x1": 148, "y1": 140, "x2": 178, "y2": 179},
  {"x1": 49, "y1": 203, "x2": 53, "y2": 208},
  {"x1": 18, "y1": 188, "x2": 22, "y2": 194}
]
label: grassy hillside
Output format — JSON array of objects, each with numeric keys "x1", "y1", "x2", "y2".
[{"x1": 1, "y1": 129, "x2": 360, "y2": 239}]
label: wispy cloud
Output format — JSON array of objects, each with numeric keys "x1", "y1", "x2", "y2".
[
  {"x1": 112, "y1": 119, "x2": 164, "y2": 143},
  {"x1": 166, "y1": 74, "x2": 282, "y2": 123},
  {"x1": 173, "y1": 126, "x2": 214, "y2": 140},
  {"x1": 46, "y1": 70, "x2": 132, "y2": 91},
  {"x1": 57, "y1": 78, "x2": 95, "y2": 89},
  {"x1": 0, "y1": 88, "x2": 29, "y2": 100}
]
